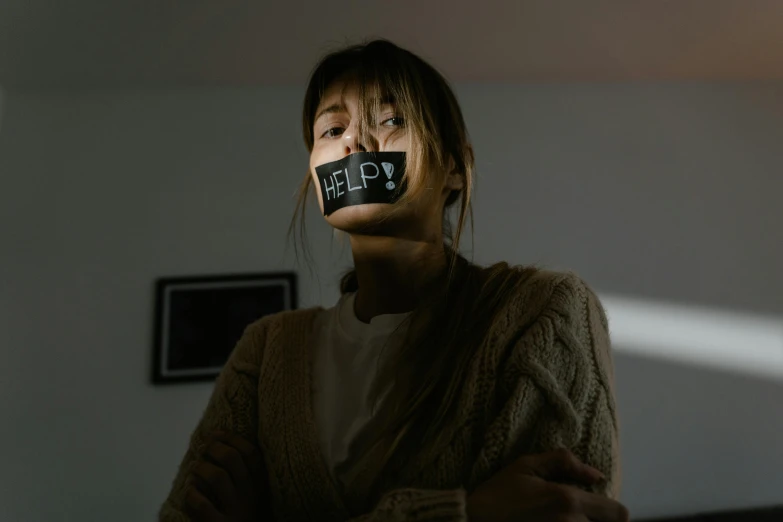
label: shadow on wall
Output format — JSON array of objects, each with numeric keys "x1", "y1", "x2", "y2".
[
  {"x1": 634, "y1": 504, "x2": 783, "y2": 521},
  {"x1": 608, "y1": 295, "x2": 783, "y2": 520}
]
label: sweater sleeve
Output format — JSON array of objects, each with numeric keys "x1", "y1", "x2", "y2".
[
  {"x1": 553, "y1": 275, "x2": 621, "y2": 498},
  {"x1": 475, "y1": 273, "x2": 621, "y2": 499},
  {"x1": 158, "y1": 320, "x2": 268, "y2": 521}
]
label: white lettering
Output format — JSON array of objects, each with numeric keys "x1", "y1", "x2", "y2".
[
  {"x1": 360, "y1": 162, "x2": 380, "y2": 188},
  {"x1": 322, "y1": 173, "x2": 337, "y2": 200},
  {"x1": 345, "y1": 167, "x2": 362, "y2": 191},
  {"x1": 333, "y1": 170, "x2": 345, "y2": 197},
  {"x1": 381, "y1": 162, "x2": 394, "y2": 179}
]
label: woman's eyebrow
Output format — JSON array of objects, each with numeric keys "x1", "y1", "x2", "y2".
[
  {"x1": 315, "y1": 103, "x2": 346, "y2": 122},
  {"x1": 314, "y1": 96, "x2": 396, "y2": 123}
]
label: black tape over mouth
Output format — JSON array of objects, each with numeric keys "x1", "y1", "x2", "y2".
[{"x1": 314, "y1": 151, "x2": 407, "y2": 216}]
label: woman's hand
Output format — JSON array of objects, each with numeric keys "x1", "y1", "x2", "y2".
[
  {"x1": 466, "y1": 448, "x2": 629, "y2": 522},
  {"x1": 184, "y1": 431, "x2": 269, "y2": 522}
]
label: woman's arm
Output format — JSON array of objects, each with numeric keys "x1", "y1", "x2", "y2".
[
  {"x1": 479, "y1": 272, "x2": 621, "y2": 498},
  {"x1": 345, "y1": 273, "x2": 622, "y2": 522},
  {"x1": 158, "y1": 320, "x2": 268, "y2": 522}
]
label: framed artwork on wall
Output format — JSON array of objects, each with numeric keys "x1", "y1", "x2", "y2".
[{"x1": 152, "y1": 271, "x2": 297, "y2": 384}]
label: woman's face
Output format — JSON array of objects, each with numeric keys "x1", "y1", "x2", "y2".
[{"x1": 309, "y1": 78, "x2": 420, "y2": 234}]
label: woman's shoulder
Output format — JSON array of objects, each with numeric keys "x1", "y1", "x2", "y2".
[
  {"x1": 472, "y1": 263, "x2": 611, "y2": 389},
  {"x1": 475, "y1": 261, "x2": 606, "y2": 333},
  {"x1": 228, "y1": 306, "x2": 326, "y2": 370},
  {"x1": 477, "y1": 260, "x2": 591, "y2": 300},
  {"x1": 242, "y1": 306, "x2": 326, "y2": 341}
]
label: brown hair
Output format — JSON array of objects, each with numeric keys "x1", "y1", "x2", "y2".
[
  {"x1": 289, "y1": 40, "x2": 525, "y2": 497},
  {"x1": 293, "y1": 39, "x2": 474, "y2": 270}
]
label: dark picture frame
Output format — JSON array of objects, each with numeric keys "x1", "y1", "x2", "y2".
[{"x1": 152, "y1": 272, "x2": 297, "y2": 384}]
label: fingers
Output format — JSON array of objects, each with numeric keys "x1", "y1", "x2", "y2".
[
  {"x1": 518, "y1": 448, "x2": 604, "y2": 485},
  {"x1": 204, "y1": 440, "x2": 252, "y2": 493},
  {"x1": 211, "y1": 431, "x2": 267, "y2": 484},
  {"x1": 184, "y1": 485, "x2": 225, "y2": 522},
  {"x1": 195, "y1": 430, "x2": 267, "y2": 517},
  {"x1": 565, "y1": 485, "x2": 630, "y2": 522},
  {"x1": 191, "y1": 460, "x2": 237, "y2": 513}
]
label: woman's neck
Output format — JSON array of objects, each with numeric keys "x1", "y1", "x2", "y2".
[{"x1": 349, "y1": 234, "x2": 447, "y2": 323}]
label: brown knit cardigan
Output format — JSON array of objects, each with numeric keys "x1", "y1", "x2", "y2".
[{"x1": 160, "y1": 267, "x2": 621, "y2": 521}]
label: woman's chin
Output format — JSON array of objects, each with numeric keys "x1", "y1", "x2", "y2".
[{"x1": 324, "y1": 203, "x2": 398, "y2": 234}]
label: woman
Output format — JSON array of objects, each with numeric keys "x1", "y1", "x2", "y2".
[{"x1": 160, "y1": 39, "x2": 628, "y2": 522}]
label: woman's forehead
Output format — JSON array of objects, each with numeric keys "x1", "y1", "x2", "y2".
[
  {"x1": 320, "y1": 79, "x2": 356, "y2": 104},
  {"x1": 317, "y1": 76, "x2": 393, "y2": 110}
]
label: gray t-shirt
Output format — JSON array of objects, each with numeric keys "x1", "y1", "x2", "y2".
[{"x1": 311, "y1": 292, "x2": 410, "y2": 489}]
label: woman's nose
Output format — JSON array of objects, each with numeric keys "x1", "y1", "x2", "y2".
[
  {"x1": 344, "y1": 137, "x2": 366, "y2": 155},
  {"x1": 343, "y1": 133, "x2": 366, "y2": 155},
  {"x1": 343, "y1": 122, "x2": 373, "y2": 155}
]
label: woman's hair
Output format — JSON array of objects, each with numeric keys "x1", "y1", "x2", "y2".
[{"x1": 289, "y1": 39, "x2": 527, "y2": 497}]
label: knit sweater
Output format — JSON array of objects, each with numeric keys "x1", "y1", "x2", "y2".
[{"x1": 159, "y1": 267, "x2": 621, "y2": 521}]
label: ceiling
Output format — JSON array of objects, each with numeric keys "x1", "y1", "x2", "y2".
[{"x1": 2, "y1": 0, "x2": 783, "y2": 90}]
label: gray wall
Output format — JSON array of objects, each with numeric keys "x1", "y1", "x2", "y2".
[
  {"x1": 0, "y1": 87, "x2": 5, "y2": 133},
  {"x1": 1, "y1": 84, "x2": 781, "y2": 521}
]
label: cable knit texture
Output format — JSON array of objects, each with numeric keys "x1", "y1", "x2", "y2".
[{"x1": 159, "y1": 267, "x2": 620, "y2": 522}]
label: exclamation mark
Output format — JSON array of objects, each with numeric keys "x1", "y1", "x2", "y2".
[{"x1": 382, "y1": 162, "x2": 395, "y2": 190}]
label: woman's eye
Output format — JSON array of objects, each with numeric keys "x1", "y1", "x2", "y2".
[
  {"x1": 321, "y1": 127, "x2": 345, "y2": 139},
  {"x1": 381, "y1": 116, "x2": 404, "y2": 127}
]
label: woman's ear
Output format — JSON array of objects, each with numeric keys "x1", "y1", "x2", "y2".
[
  {"x1": 444, "y1": 155, "x2": 466, "y2": 191},
  {"x1": 445, "y1": 171, "x2": 465, "y2": 191}
]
